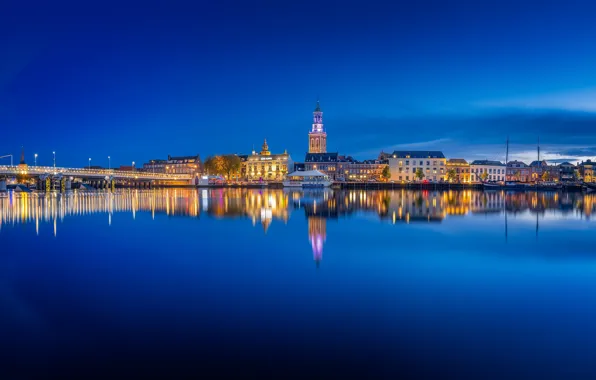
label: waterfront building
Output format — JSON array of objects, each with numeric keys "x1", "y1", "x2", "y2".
[
  {"x1": 387, "y1": 151, "x2": 446, "y2": 182},
  {"x1": 304, "y1": 152, "x2": 340, "y2": 180},
  {"x1": 558, "y1": 162, "x2": 577, "y2": 182},
  {"x1": 308, "y1": 101, "x2": 326, "y2": 154},
  {"x1": 579, "y1": 160, "x2": 595, "y2": 182},
  {"x1": 244, "y1": 139, "x2": 292, "y2": 181},
  {"x1": 470, "y1": 160, "x2": 506, "y2": 182},
  {"x1": 506, "y1": 161, "x2": 531, "y2": 182},
  {"x1": 446, "y1": 159, "x2": 470, "y2": 183},
  {"x1": 143, "y1": 155, "x2": 201, "y2": 176},
  {"x1": 529, "y1": 160, "x2": 550, "y2": 182}
]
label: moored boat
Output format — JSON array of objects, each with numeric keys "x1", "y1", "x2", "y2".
[
  {"x1": 536, "y1": 181, "x2": 562, "y2": 190},
  {"x1": 283, "y1": 170, "x2": 332, "y2": 188},
  {"x1": 482, "y1": 182, "x2": 501, "y2": 190}
]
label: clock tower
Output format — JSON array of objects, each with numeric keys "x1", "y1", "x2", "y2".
[{"x1": 308, "y1": 101, "x2": 326, "y2": 153}]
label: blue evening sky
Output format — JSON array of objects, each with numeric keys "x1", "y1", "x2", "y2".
[{"x1": 1, "y1": 0, "x2": 596, "y2": 167}]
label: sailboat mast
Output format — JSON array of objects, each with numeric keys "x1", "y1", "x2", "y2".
[{"x1": 537, "y1": 136, "x2": 540, "y2": 162}]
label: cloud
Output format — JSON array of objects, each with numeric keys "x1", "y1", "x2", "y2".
[
  {"x1": 331, "y1": 110, "x2": 596, "y2": 162},
  {"x1": 477, "y1": 87, "x2": 596, "y2": 113}
]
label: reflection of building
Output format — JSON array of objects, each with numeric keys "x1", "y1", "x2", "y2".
[
  {"x1": 506, "y1": 161, "x2": 530, "y2": 182},
  {"x1": 387, "y1": 151, "x2": 446, "y2": 182},
  {"x1": 244, "y1": 139, "x2": 292, "y2": 181},
  {"x1": 386, "y1": 190, "x2": 445, "y2": 223},
  {"x1": 308, "y1": 217, "x2": 326, "y2": 266},
  {"x1": 470, "y1": 160, "x2": 506, "y2": 182},
  {"x1": 446, "y1": 159, "x2": 470, "y2": 183}
]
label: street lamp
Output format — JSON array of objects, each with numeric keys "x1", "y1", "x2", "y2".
[
  {"x1": 89, "y1": 158, "x2": 91, "y2": 169},
  {"x1": 132, "y1": 161, "x2": 135, "y2": 172},
  {"x1": 53, "y1": 151, "x2": 56, "y2": 169},
  {"x1": 108, "y1": 156, "x2": 111, "y2": 170},
  {"x1": 34, "y1": 153, "x2": 38, "y2": 166}
]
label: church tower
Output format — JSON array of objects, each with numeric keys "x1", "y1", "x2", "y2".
[{"x1": 308, "y1": 100, "x2": 326, "y2": 153}]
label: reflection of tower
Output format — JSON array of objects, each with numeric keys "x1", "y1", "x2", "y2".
[
  {"x1": 261, "y1": 207, "x2": 272, "y2": 233},
  {"x1": 308, "y1": 101, "x2": 327, "y2": 153},
  {"x1": 308, "y1": 216, "x2": 326, "y2": 267}
]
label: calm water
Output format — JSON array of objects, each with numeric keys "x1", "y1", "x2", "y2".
[{"x1": 1, "y1": 188, "x2": 596, "y2": 379}]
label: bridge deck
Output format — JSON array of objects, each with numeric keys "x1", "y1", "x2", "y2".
[{"x1": 0, "y1": 165, "x2": 192, "y2": 181}]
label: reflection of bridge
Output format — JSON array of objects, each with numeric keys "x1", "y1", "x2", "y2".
[{"x1": 0, "y1": 165, "x2": 192, "y2": 189}]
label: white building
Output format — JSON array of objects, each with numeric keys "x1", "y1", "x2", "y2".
[
  {"x1": 470, "y1": 160, "x2": 506, "y2": 182},
  {"x1": 387, "y1": 151, "x2": 446, "y2": 182}
]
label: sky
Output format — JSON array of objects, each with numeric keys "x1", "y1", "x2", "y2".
[{"x1": 1, "y1": 0, "x2": 596, "y2": 167}]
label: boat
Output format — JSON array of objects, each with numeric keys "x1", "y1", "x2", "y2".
[
  {"x1": 482, "y1": 182, "x2": 501, "y2": 190},
  {"x1": 585, "y1": 182, "x2": 596, "y2": 192},
  {"x1": 7, "y1": 184, "x2": 32, "y2": 193},
  {"x1": 536, "y1": 181, "x2": 562, "y2": 190},
  {"x1": 283, "y1": 170, "x2": 332, "y2": 188},
  {"x1": 505, "y1": 181, "x2": 528, "y2": 190}
]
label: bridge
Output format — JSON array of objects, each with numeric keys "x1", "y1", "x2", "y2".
[{"x1": 0, "y1": 165, "x2": 193, "y2": 190}]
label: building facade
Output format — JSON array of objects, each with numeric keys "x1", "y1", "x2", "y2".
[
  {"x1": 304, "y1": 152, "x2": 340, "y2": 180},
  {"x1": 529, "y1": 160, "x2": 551, "y2": 181},
  {"x1": 470, "y1": 160, "x2": 506, "y2": 182},
  {"x1": 143, "y1": 155, "x2": 202, "y2": 176},
  {"x1": 244, "y1": 139, "x2": 292, "y2": 181},
  {"x1": 579, "y1": 160, "x2": 595, "y2": 182},
  {"x1": 446, "y1": 159, "x2": 470, "y2": 183},
  {"x1": 387, "y1": 151, "x2": 446, "y2": 182},
  {"x1": 506, "y1": 161, "x2": 531, "y2": 182},
  {"x1": 308, "y1": 101, "x2": 326, "y2": 154},
  {"x1": 558, "y1": 162, "x2": 577, "y2": 182}
]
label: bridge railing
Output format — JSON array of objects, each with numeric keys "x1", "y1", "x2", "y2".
[{"x1": 0, "y1": 165, "x2": 192, "y2": 181}]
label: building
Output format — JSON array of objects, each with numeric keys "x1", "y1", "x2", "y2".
[
  {"x1": 308, "y1": 101, "x2": 326, "y2": 154},
  {"x1": 143, "y1": 155, "x2": 201, "y2": 176},
  {"x1": 529, "y1": 160, "x2": 550, "y2": 182},
  {"x1": 244, "y1": 139, "x2": 292, "y2": 181},
  {"x1": 558, "y1": 162, "x2": 577, "y2": 182},
  {"x1": 470, "y1": 160, "x2": 506, "y2": 182},
  {"x1": 446, "y1": 159, "x2": 470, "y2": 183},
  {"x1": 506, "y1": 161, "x2": 531, "y2": 182},
  {"x1": 342, "y1": 158, "x2": 387, "y2": 182},
  {"x1": 579, "y1": 160, "x2": 595, "y2": 182},
  {"x1": 304, "y1": 152, "x2": 340, "y2": 180},
  {"x1": 387, "y1": 151, "x2": 446, "y2": 182}
]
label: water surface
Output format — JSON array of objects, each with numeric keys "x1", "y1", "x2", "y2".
[{"x1": 1, "y1": 189, "x2": 596, "y2": 378}]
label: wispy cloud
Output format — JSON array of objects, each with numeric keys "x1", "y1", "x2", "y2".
[{"x1": 477, "y1": 87, "x2": 596, "y2": 113}]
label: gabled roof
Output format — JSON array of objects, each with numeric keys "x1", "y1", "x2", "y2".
[
  {"x1": 390, "y1": 151, "x2": 445, "y2": 159},
  {"x1": 447, "y1": 158, "x2": 468, "y2": 165}
]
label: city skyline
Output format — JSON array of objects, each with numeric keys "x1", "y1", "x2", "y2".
[{"x1": 2, "y1": 1, "x2": 596, "y2": 167}]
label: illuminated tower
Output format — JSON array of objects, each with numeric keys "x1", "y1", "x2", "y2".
[{"x1": 308, "y1": 101, "x2": 326, "y2": 153}]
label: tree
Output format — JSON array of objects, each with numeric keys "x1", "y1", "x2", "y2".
[
  {"x1": 542, "y1": 171, "x2": 550, "y2": 182},
  {"x1": 415, "y1": 168, "x2": 425, "y2": 182},
  {"x1": 446, "y1": 169, "x2": 457, "y2": 183},
  {"x1": 514, "y1": 170, "x2": 521, "y2": 181},
  {"x1": 381, "y1": 166, "x2": 391, "y2": 181},
  {"x1": 480, "y1": 171, "x2": 488, "y2": 182},
  {"x1": 222, "y1": 155, "x2": 242, "y2": 181}
]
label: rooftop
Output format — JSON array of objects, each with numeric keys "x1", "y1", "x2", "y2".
[
  {"x1": 390, "y1": 151, "x2": 445, "y2": 159},
  {"x1": 470, "y1": 160, "x2": 504, "y2": 166},
  {"x1": 447, "y1": 158, "x2": 468, "y2": 165}
]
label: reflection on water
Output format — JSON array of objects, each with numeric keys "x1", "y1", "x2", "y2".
[{"x1": 1, "y1": 189, "x2": 595, "y2": 264}]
